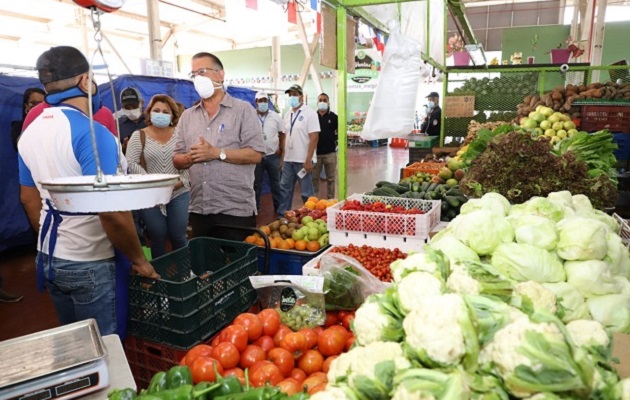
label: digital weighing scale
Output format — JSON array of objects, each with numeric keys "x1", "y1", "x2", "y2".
[{"x1": 0, "y1": 320, "x2": 110, "y2": 400}]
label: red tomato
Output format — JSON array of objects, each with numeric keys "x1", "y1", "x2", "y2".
[
  {"x1": 252, "y1": 336, "x2": 275, "y2": 355},
  {"x1": 277, "y1": 379, "x2": 300, "y2": 396},
  {"x1": 337, "y1": 311, "x2": 350, "y2": 320},
  {"x1": 309, "y1": 382, "x2": 327, "y2": 395},
  {"x1": 182, "y1": 344, "x2": 214, "y2": 367},
  {"x1": 345, "y1": 336, "x2": 355, "y2": 352},
  {"x1": 250, "y1": 363, "x2": 283, "y2": 388},
  {"x1": 220, "y1": 325, "x2": 248, "y2": 353},
  {"x1": 211, "y1": 334, "x2": 221, "y2": 347},
  {"x1": 279, "y1": 332, "x2": 309, "y2": 359},
  {"x1": 317, "y1": 330, "x2": 346, "y2": 356},
  {"x1": 297, "y1": 350, "x2": 324, "y2": 375},
  {"x1": 327, "y1": 325, "x2": 350, "y2": 341},
  {"x1": 223, "y1": 367, "x2": 245, "y2": 385},
  {"x1": 239, "y1": 345, "x2": 266, "y2": 370},
  {"x1": 267, "y1": 347, "x2": 295, "y2": 378},
  {"x1": 302, "y1": 375, "x2": 326, "y2": 392},
  {"x1": 341, "y1": 314, "x2": 355, "y2": 330},
  {"x1": 298, "y1": 328, "x2": 319, "y2": 349},
  {"x1": 257, "y1": 309, "x2": 281, "y2": 337},
  {"x1": 313, "y1": 326, "x2": 324, "y2": 335},
  {"x1": 273, "y1": 325, "x2": 292, "y2": 347},
  {"x1": 322, "y1": 355, "x2": 338, "y2": 374},
  {"x1": 290, "y1": 368, "x2": 307, "y2": 383},
  {"x1": 211, "y1": 342, "x2": 240, "y2": 369},
  {"x1": 324, "y1": 312, "x2": 339, "y2": 327},
  {"x1": 190, "y1": 357, "x2": 224, "y2": 384},
  {"x1": 233, "y1": 313, "x2": 263, "y2": 342}
]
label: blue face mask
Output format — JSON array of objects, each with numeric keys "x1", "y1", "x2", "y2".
[
  {"x1": 45, "y1": 83, "x2": 102, "y2": 114},
  {"x1": 427, "y1": 101, "x2": 435, "y2": 109},
  {"x1": 257, "y1": 102, "x2": 269, "y2": 113},
  {"x1": 151, "y1": 112, "x2": 172, "y2": 128},
  {"x1": 317, "y1": 102, "x2": 328, "y2": 111},
  {"x1": 289, "y1": 96, "x2": 300, "y2": 108}
]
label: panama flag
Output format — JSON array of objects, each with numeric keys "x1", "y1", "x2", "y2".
[{"x1": 310, "y1": 0, "x2": 321, "y2": 34}]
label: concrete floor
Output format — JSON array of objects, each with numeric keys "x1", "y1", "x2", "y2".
[{"x1": 0, "y1": 144, "x2": 410, "y2": 342}]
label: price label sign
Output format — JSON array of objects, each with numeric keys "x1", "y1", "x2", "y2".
[{"x1": 444, "y1": 96, "x2": 475, "y2": 118}]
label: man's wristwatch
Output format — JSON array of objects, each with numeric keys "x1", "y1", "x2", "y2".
[{"x1": 219, "y1": 148, "x2": 227, "y2": 161}]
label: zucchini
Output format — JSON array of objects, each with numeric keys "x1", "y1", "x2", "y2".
[
  {"x1": 394, "y1": 184, "x2": 411, "y2": 194},
  {"x1": 447, "y1": 209, "x2": 458, "y2": 219},
  {"x1": 412, "y1": 182, "x2": 420, "y2": 192},
  {"x1": 411, "y1": 192, "x2": 424, "y2": 199},
  {"x1": 375, "y1": 181, "x2": 393, "y2": 188},
  {"x1": 446, "y1": 188, "x2": 464, "y2": 197},
  {"x1": 441, "y1": 201, "x2": 449, "y2": 213},
  {"x1": 379, "y1": 187, "x2": 400, "y2": 197},
  {"x1": 455, "y1": 195, "x2": 469, "y2": 204},
  {"x1": 445, "y1": 196, "x2": 461, "y2": 208},
  {"x1": 427, "y1": 183, "x2": 438, "y2": 192},
  {"x1": 420, "y1": 182, "x2": 430, "y2": 191}
]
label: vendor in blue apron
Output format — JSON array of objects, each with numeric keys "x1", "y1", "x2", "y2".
[
  {"x1": 420, "y1": 92, "x2": 442, "y2": 137},
  {"x1": 17, "y1": 46, "x2": 160, "y2": 336}
]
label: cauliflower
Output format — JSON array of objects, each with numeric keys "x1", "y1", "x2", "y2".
[
  {"x1": 619, "y1": 378, "x2": 630, "y2": 400},
  {"x1": 327, "y1": 341, "x2": 411, "y2": 399},
  {"x1": 523, "y1": 393, "x2": 563, "y2": 400},
  {"x1": 391, "y1": 368, "x2": 469, "y2": 400},
  {"x1": 542, "y1": 282, "x2": 591, "y2": 323},
  {"x1": 479, "y1": 315, "x2": 588, "y2": 397},
  {"x1": 446, "y1": 262, "x2": 513, "y2": 302},
  {"x1": 565, "y1": 320, "x2": 611, "y2": 360},
  {"x1": 396, "y1": 271, "x2": 444, "y2": 314},
  {"x1": 447, "y1": 263, "x2": 481, "y2": 295},
  {"x1": 353, "y1": 292, "x2": 403, "y2": 345},
  {"x1": 403, "y1": 294, "x2": 478, "y2": 370},
  {"x1": 390, "y1": 247, "x2": 449, "y2": 282},
  {"x1": 308, "y1": 386, "x2": 355, "y2": 400},
  {"x1": 466, "y1": 295, "x2": 524, "y2": 346},
  {"x1": 512, "y1": 281, "x2": 558, "y2": 315}
]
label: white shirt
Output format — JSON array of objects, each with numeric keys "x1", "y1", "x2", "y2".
[
  {"x1": 257, "y1": 111, "x2": 284, "y2": 156},
  {"x1": 283, "y1": 104, "x2": 320, "y2": 164}
]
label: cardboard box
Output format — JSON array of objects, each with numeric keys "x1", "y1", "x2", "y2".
[{"x1": 613, "y1": 333, "x2": 630, "y2": 378}]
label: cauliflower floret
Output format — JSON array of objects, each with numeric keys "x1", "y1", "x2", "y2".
[
  {"x1": 391, "y1": 249, "x2": 448, "y2": 282},
  {"x1": 565, "y1": 320, "x2": 610, "y2": 349},
  {"x1": 353, "y1": 297, "x2": 397, "y2": 345},
  {"x1": 309, "y1": 387, "x2": 351, "y2": 400},
  {"x1": 403, "y1": 294, "x2": 467, "y2": 366},
  {"x1": 446, "y1": 263, "x2": 481, "y2": 295},
  {"x1": 513, "y1": 281, "x2": 558, "y2": 314},
  {"x1": 620, "y1": 378, "x2": 630, "y2": 400},
  {"x1": 391, "y1": 386, "x2": 436, "y2": 400},
  {"x1": 397, "y1": 271, "x2": 444, "y2": 314}
]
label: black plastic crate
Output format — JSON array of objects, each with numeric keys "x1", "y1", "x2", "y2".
[{"x1": 128, "y1": 280, "x2": 257, "y2": 348}]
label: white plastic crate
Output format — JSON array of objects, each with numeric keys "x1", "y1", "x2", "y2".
[
  {"x1": 614, "y1": 213, "x2": 630, "y2": 247},
  {"x1": 327, "y1": 194, "x2": 441, "y2": 252}
]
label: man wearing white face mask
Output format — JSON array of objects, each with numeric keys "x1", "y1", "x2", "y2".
[
  {"x1": 173, "y1": 52, "x2": 265, "y2": 241},
  {"x1": 312, "y1": 93, "x2": 338, "y2": 199},
  {"x1": 277, "y1": 84, "x2": 320, "y2": 216},
  {"x1": 118, "y1": 87, "x2": 146, "y2": 153}
]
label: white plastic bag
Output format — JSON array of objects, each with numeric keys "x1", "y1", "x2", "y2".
[{"x1": 361, "y1": 22, "x2": 423, "y2": 140}]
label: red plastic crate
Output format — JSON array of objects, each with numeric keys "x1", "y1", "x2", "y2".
[
  {"x1": 124, "y1": 335, "x2": 190, "y2": 389},
  {"x1": 581, "y1": 105, "x2": 630, "y2": 133}
]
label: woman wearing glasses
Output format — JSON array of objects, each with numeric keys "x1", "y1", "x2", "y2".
[{"x1": 11, "y1": 88, "x2": 45, "y2": 151}]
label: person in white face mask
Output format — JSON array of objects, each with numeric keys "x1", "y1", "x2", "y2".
[
  {"x1": 173, "y1": 52, "x2": 265, "y2": 241},
  {"x1": 312, "y1": 93, "x2": 338, "y2": 200},
  {"x1": 118, "y1": 87, "x2": 146, "y2": 153}
]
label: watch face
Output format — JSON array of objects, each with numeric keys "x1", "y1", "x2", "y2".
[{"x1": 220, "y1": 150, "x2": 226, "y2": 160}]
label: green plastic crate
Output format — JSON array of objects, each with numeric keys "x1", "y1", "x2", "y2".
[{"x1": 408, "y1": 136, "x2": 439, "y2": 149}]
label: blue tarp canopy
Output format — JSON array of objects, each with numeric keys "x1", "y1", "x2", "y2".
[{"x1": 0, "y1": 74, "x2": 258, "y2": 252}]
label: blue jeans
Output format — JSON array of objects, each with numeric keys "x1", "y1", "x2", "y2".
[
  {"x1": 140, "y1": 192, "x2": 190, "y2": 259},
  {"x1": 254, "y1": 154, "x2": 282, "y2": 211},
  {"x1": 278, "y1": 161, "x2": 315, "y2": 215},
  {"x1": 40, "y1": 253, "x2": 117, "y2": 335}
]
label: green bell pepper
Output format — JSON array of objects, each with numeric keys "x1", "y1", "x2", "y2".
[
  {"x1": 136, "y1": 383, "x2": 220, "y2": 400},
  {"x1": 213, "y1": 386, "x2": 283, "y2": 400},
  {"x1": 147, "y1": 371, "x2": 168, "y2": 393},
  {"x1": 165, "y1": 366, "x2": 193, "y2": 389},
  {"x1": 108, "y1": 388, "x2": 137, "y2": 400}
]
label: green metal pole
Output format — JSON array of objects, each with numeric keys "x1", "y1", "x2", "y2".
[
  {"x1": 337, "y1": 5, "x2": 348, "y2": 200},
  {"x1": 426, "y1": 0, "x2": 431, "y2": 64},
  {"x1": 440, "y1": 0, "x2": 447, "y2": 146}
]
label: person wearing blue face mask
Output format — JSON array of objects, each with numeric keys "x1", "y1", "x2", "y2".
[
  {"x1": 253, "y1": 91, "x2": 284, "y2": 214},
  {"x1": 420, "y1": 92, "x2": 442, "y2": 137},
  {"x1": 126, "y1": 94, "x2": 190, "y2": 259}
]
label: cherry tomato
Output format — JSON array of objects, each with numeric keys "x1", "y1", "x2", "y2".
[
  {"x1": 326, "y1": 325, "x2": 350, "y2": 341},
  {"x1": 223, "y1": 367, "x2": 245, "y2": 385},
  {"x1": 324, "y1": 312, "x2": 339, "y2": 327},
  {"x1": 277, "y1": 379, "x2": 300, "y2": 396},
  {"x1": 233, "y1": 313, "x2": 263, "y2": 342},
  {"x1": 317, "y1": 329, "x2": 346, "y2": 357},
  {"x1": 341, "y1": 314, "x2": 355, "y2": 330},
  {"x1": 190, "y1": 356, "x2": 224, "y2": 384},
  {"x1": 309, "y1": 382, "x2": 327, "y2": 395},
  {"x1": 297, "y1": 350, "x2": 324, "y2": 375},
  {"x1": 257, "y1": 309, "x2": 281, "y2": 337},
  {"x1": 279, "y1": 332, "x2": 308, "y2": 359},
  {"x1": 345, "y1": 336, "x2": 355, "y2": 352},
  {"x1": 273, "y1": 325, "x2": 292, "y2": 347},
  {"x1": 267, "y1": 347, "x2": 295, "y2": 378},
  {"x1": 322, "y1": 355, "x2": 338, "y2": 374},
  {"x1": 211, "y1": 342, "x2": 240, "y2": 369},
  {"x1": 290, "y1": 368, "x2": 307, "y2": 383},
  {"x1": 220, "y1": 325, "x2": 248, "y2": 353},
  {"x1": 252, "y1": 335, "x2": 275, "y2": 355},
  {"x1": 250, "y1": 363, "x2": 283, "y2": 388},
  {"x1": 239, "y1": 345, "x2": 266, "y2": 370},
  {"x1": 298, "y1": 328, "x2": 319, "y2": 349},
  {"x1": 182, "y1": 344, "x2": 214, "y2": 367}
]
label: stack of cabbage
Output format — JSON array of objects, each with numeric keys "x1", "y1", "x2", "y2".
[{"x1": 312, "y1": 191, "x2": 630, "y2": 400}]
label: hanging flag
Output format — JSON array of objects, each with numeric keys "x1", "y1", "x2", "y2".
[
  {"x1": 310, "y1": 0, "x2": 317, "y2": 10},
  {"x1": 245, "y1": 0, "x2": 257, "y2": 10},
  {"x1": 287, "y1": 1, "x2": 297, "y2": 24},
  {"x1": 309, "y1": 0, "x2": 321, "y2": 34},
  {"x1": 373, "y1": 31, "x2": 385, "y2": 55}
]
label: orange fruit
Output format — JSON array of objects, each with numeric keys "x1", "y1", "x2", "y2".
[
  {"x1": 285, "y1": 238, "x2": 296, "y2": 249},
  {"x1": 305, "y1": 201, "x2": 316, "y2": 210},
  {"x1": 255, "y1": 238, "x2": 265, "y2": 247},
  {"x1": 270, "y1": 240, "x2": 278, "y2": 249},
  {"x1": 295, "y1": 240, "x2": 308, "y2": 251},
  {"x1": 325, "y1": 200, "x2": 335, "y2": 208},
  {"x1": 307, "y1": 196, "x2": 319, "y2": 204},
  {"x1": 245, "y1": 235, "x2": 256, "y2": 244},
  {"x1": 315, "y1": 200, "x2": 328, "y2": 211},
  {"x1": 306, "y1": 241, "x2": 321, "y2": 252},
  {"x1": 279, "y1": 240, "x2": 292, "y2": 250},
  {"x1": 260, "y1": 226, "x2": 271, "y2": 236}
]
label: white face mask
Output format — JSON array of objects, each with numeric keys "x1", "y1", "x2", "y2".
[
  {"x1": 123, "y1": 108, "x2": 142, "y2": 120},
  {"x1": 194, "y1": 75, "x2": 222, "y2": 99}
]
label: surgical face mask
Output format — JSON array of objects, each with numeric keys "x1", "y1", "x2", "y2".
[
  {"x1": 194, "y1": 75, "x2": 222, "y2": 99},
  {"x1": 427, "y1": 101, "x2": 435, "y2": 109},
  {"x1": 257, "y1": 102, "x2": 269, "y2": 113},
  {"x1": 289, "y1": 96, "x2": 300, "y2": 108},
  {"x1": 151, "y1": 112, "x2": 172, "y2": 128},
  {"x1": 123, "y1": 108, "x2": 142, "y2": 120},
  {"x1": 44, "y1": 81, "x2": 102, "y2": 114},
  {"x1": 317, "y1": 102, "x2": 328, "y2": 111}
]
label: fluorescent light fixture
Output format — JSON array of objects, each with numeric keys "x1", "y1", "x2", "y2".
[{"x1": 465, "y1": 44, "x2": 487, "y2": 66}]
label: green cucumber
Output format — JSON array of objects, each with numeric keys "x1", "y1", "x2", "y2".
[
  {"x1": 420, "y1": 182, "x2": 430, "y2": 191},
  {"x1": 445, "y1": 196, "x2": 461, "y2": 208}
]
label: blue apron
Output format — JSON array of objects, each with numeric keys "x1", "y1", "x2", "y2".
[{"x1": 37, "y1": 199, "x2": 130, "y2": 339}]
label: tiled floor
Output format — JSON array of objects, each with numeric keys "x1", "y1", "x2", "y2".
[{"x1": 0, "y1": 144, "x2": 410, "y2": 342}]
